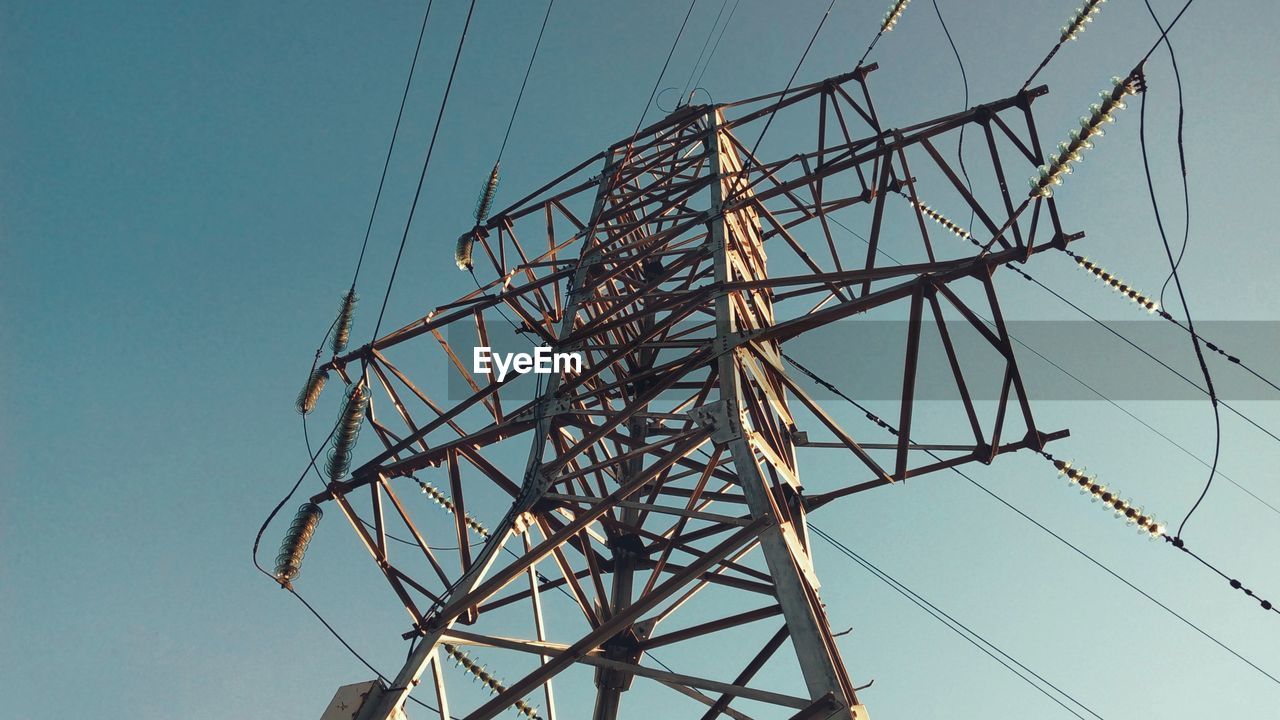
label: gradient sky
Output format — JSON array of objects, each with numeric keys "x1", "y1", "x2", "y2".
[{"x1": 4, "y1": 1, "x2": 1279, "y2": 718}]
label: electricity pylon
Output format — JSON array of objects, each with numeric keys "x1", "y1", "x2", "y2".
[{"x1": 301, "y1": 64, "x2": 1076, "y2": 720}]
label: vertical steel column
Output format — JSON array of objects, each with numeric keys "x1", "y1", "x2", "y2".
[{"x1": 705, "y1": 107, "x2": 864, "y2": 719}]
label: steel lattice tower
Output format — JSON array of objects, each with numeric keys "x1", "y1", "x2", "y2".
[{"x1": 307, "y1": 65, "x2": 1076, "y2": 720}]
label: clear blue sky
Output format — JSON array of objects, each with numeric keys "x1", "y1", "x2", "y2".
[{"x1": 4, "y1": 1, "x2": 1279, "y2": 718}]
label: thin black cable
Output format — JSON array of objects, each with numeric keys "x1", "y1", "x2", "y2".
[
  {"x1": 496, "y1": 0, "x2": 555, "y2": 162},
  {"x1": 679, "y1": 0, "x2": 731, "y2": 105},
  {"x1": 1013, "y1": 267, "x2": 1280, "y2": 448},
  {"x1": 811, "y1": 525, "x2": 1100, "y2": 719},
  {"x1": 856, "y1": 2, "x2": 892, "y2": 68},
  {"x1": 1140, "y1": 0, "x2": 1190, "y2": 309},
  {"x1": 252, "y1": 420, "x2": 341, "y2": 581},
  {"x1": 1138, "y1": 74, "x2": 1221, "y2": 539},
  {"x1": 783, "y1": 354, "x2": 1280, "y2": 686},
  {"x1": 1021, "y1": 38, "x2": 1067, "y2": 92},
  {"x1": 290, "y1": 588, "x2": 462, "y2": 718},
  {"x1": 1136, "y1": 0, "x2": 1197, "y2": 67},
  {"x1": 1164, "y1": 537, "x2": 1280, "y2": 616},
  {"x1": 930, "y1": 0, "x2": 974, "y2": 230},
  {"x1": 1003, "y1": 314, "x2": 1280, "y2": 517},
  {"x1": 1022, "y1": 0, "x2": 1197, "y2": 91},
  {"x1": 747, "y1": 0, "x2": 839, "y2": 162},
  {"x1": 290, "y1": 587, "x2": 394, "y2": 683},
  {"x1": 1057, "y1": 245, "x2": 1280, "y2": 399},
  {"x1": 691, "y1": 0, "x2": 740, "y2": 92},
  {"x1": 631, "y1": 0, "x2": 700, "y2": 141},
  {"x1": 469, "y1": 267, "x2": 522, "y2": 334},
  {"x1": 370, "y1": 0, "x2": 479, "y2": 344},
  {"x1": 351, "y1": 0, "x2": 436, "y2": 287}
]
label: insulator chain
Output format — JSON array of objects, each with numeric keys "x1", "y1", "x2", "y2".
[
  {"x1": 1061, "y1": 0, "x2": 1106, "y2": 43},
  {"x1": 881, "y1": 0, "x2": 910, "y2": 32},
  {"x1": 1031, "y1": 73, "x2": 1141, "y2": 198},
  {"x1": 416, "y1": 477, "x2": 491, "y2": 537},
  {"x1": 442, "y1": 643, "x2": 540, "y2": 719},
  {"x1": 1040, "y1": 452, "x2": 1165, "y2": 538},
  {"x1": 275, "y1": 502, "x2": 324, "y2": 586}
]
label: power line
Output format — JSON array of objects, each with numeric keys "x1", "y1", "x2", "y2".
[
  {"x1": 291, "y1": 587, "x2": 461, "y2": 718},
  {"x1": 746, "y1": 0, "x2": 839, "y2": 162},
  {"x1": 1140, "y1": 0, "x2": 1191, "y2": 309},
  {"x1": 1021, "y1": 0, "x2": 1198, "y2": 91},
  {"x1": 370, "y1": 0, "x2": 480, "y2": 343},
  {"x1": 783, "y1": 354, "x2": 1280, "y2": 686},
  {"x1": 1021, "y1": 0, "x2": 1104, "y2": 91},
  {"x1": 690, "y1": 0, "x2": 741, "y2": 93},
  {"x1": 929, "y1": 0, "x2": 974, "y2": 230},
  {"x1": 679, "y1": 0, "x2": 731, "y2": 104},
  {"x1": 629, "y1": 0, "x2": 700, "y2": 143},
  {"x1": 1008, "y1": 265, "x2": 1280, "y2": 448},
  {"x1": 810, "y1": 525, "x2": 1103, "y2": 719},
  {"x1": 1136, "y1": 65, "x2": 1220, "y2": 539},
  {"x1": 496, "y1": 0, "x2": 556, "y2": 162},
  {"x1": 824, "y1": 212, "x2": 1280, "y2": 516},
  {"x1": 1165, "y1": 536, "x2": 1280, "y2": 616},
  {"x1": 1003, "y1": 309, "x2": 1280, "y2": 517},
  {"x1": 1056, "y1": 246, "x2": 1280, "y2": 398},
  {"x1": 349, "y1": 0, "x2": 437, "y2": 289},
  {"x1": 1040, "y1": 448, "x2": 1280, "y2": 620}
]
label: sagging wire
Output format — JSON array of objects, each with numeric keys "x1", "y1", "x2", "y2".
[
  {"x1": 1137, "y1": 63, "x2": 1220, "y2": 540},
  {"x1": 443, "y1": 644, "x2": 541, "y2": 719},
  {"x1": 810, "y1": 525, "x2": 1101, "y2": 720},
  {"x1": 291, "y1": 587, "x2": 459, "y2": 718},
  {"x1": 929, "y1": 0, "x2": 974, "y2": 231},
  {"x1": 1141, "y1": 0, "x2": 1190, "y2": 310}
]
